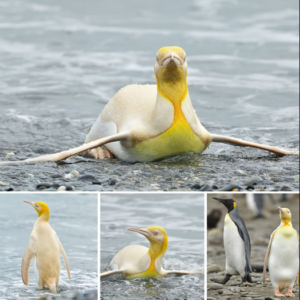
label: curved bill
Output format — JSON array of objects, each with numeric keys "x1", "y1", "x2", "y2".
[
  {"x1": 126, "y1": 227, "x2": 150, "y2": 237},
  {"x1": 23, "y1": 200, "x2": 35, "y2": 207}
]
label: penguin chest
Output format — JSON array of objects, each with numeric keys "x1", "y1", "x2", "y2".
[
  {"x1": 132, "y1": 113, "x2": 206, "y2": 162},
  {"x1": 34, "y1": 228, "x2": 61, "y2": 284},
  {"x1": 223, "y1": 214, "x2": 246, "y2": 276},
  {"x1": 125, "y1": 259, "x2": 161, "y2": 279},
  {"x1": 269, "y1": 225, "x2": 299, "y2": 287}
]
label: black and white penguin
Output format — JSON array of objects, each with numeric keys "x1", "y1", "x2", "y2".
[{"x1": 211, "y1": 197, "x2": 253, "y2": 285}]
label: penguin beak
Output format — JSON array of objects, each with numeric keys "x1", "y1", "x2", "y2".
[
  {"x1": 162, "y1": 52, "x2": 182, "y2": 66},
  {"x1": 278, "y1": 207, "x2": 286, "y2": 214},
  {"x1": 23, "y1": 200, "x2": 35, "y2": 207},
  {"x1": 213, "y1": 197, "x2": 227, "y2": 205},
  {"x1": 126, "y1": 227, "x2": 151, "y2": 237}
]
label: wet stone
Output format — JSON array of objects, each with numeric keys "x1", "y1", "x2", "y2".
[
  {"x1": 243, "y1": 175, "x2": 262, "y2": 185},
  {"x1": 78, "y1": 175, "x2": 97, "y2": 182},
  {"x1": 108, "y1": 178, "x2": 117, "y2": 185}
]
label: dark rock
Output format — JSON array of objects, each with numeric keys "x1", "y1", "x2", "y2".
[
  {"x1": 108, "y1": 178, "x2": 117, "y2": 185},
  {"x1": 78, "y1": 175, "x2": 97, "y2": 182},
  {"x1": 191, "y1": 183, "x2": 202, "y2": 190},
  {"x1": 281, "y1": 186, "x2": 293, "y2": 191},
  {"x1": 220, "y1": 184, "x2": 243, "y2": 191},
  {"x1": 200, "y1": 184, "x2": 213, "y2": 191},
  {"x1": 37, "y1": 183, "x2": 52, "y2": 190}
]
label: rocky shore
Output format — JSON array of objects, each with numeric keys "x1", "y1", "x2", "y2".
[
  {"x1": 207, "y1": 194, "x2": 299, "y2": 300},
  {"x1": 0, "y1": 150, "x2": 298, "y2": 192},
  {"x1": 38, "y1": 290, "x2": 97, "y2": 300}
]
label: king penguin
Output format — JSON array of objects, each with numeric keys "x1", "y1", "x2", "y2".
[
  {"x1": 263, "y1": 207, "x2": 299, "y2": 297},
  {"x1": 100, "y1": 226, "x2": 200, "y2": 279},
  {"x1": 211, "y1": 197, "x2": 253, "y2": 285},
  {"x1": 0, "y1": 46, "x2": 297, "y2": 165},
  {"x1": 21, "y1": 201, "x2": 71, "y2": 293}
]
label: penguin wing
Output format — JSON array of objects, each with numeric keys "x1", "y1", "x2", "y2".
[
  {"x1": 263, "y1": 224, "x2": 284, "y2": 284},
  {"x1": 230, "y1": 210, "x2": 252, "y2": 274},
  {"x1": 210, "y1": 134, "x2": 298, "y2": 155},
  {"x1": 21, "y1": 236, "x2": 36, "y2": 285},
  {"x1": 100, "y1": 269, "x2": 124, "y2": 278},
  {"x1": 0, "y1": 131, "x2": 130, "y2": 165},
  {"x1": 166, "y1": 270, "x2": 202, "y2": 276},
  {"x1": 55, "y1": 234, "x2": 71, "y2": 280}
]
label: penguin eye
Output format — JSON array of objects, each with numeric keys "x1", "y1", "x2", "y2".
[
  {"x1": 153, "y1": 231, "x2": 158, "y2": 236},
  {"x1": 156, "y1": 56, "x2": 160, "y2": 64}
]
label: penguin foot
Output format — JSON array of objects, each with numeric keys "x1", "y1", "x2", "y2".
[
  {"x1": 88, "y1": 147, "x2": 114, "y2": 159},
  {"x1": 285, "y1": 287, "x2": 295, "y2": 297},
  {"x1": 211, "y1": 274, "x2": 232, "y2": 285},
  {"x1": 275, "y1": 289, "x2": 286, "y2": 297}
]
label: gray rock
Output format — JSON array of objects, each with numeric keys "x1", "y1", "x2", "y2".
[
  {"x1": 243, "y1": 175, "x2": 262, "y2": 185},
  {"x1": 207, "y1": 283, "x2": 224, "y2": 290}
]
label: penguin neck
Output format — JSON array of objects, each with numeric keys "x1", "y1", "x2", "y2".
[
  {"x1": 156, "y1": 75, "x2": 188, "y2": 107},
  {"x1": 146, "y1": 237, "x2": 168, "y2": 272},
  {"x1": 153, "y1": 78, "x2": 190, "y2": 128},
  {"x1": 36, "y1": 213, "x2": 50, "y2": 222},
  {"x1": 281, "y1": 221, "x2": 293, "y2": 227}
]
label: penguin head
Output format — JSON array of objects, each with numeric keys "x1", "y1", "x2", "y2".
[
  {"x1": 278, "y1": 207, "x2": 292, "y2": 223},
  {"x1": 154, "y1": 46, "x2": 188, "y2": 103},
  {"x1": 213, "y1": 197, "x2": 237, "y2": 213},
  {"x1": 127, "y1": 226, "x2": 168, "y2": 258},
  {"x1": 23, "y1": 201, "x2": 50, "y2": 218}
]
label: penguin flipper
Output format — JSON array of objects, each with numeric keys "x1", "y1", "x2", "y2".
[
  {"x1": 166, "y1": 270, "x2": 202, "y2": 276},
  {"x1": 55, "y1": 234, "x2": 71, "y2": 280},
  {"x1": 0, "y1": 132, "x2": 130, "y2": 165},
  {"x1": 21, "y1": 237, "x2": 36, "y2": 285},
  {"x1": 230, "y1": 210, "x2": 252, "y2": 274},
  {"x1": 211, "y1": 134, "x2": 298, "y2": 155},
  {"x1": 100, "y1": 270, "x2": 124, "y2": 278}
]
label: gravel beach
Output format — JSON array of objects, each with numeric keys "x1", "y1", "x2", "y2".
[
  {"x1": 0, "y1": 150, "x2": 298, "y2": 192},
  {"x1": 207, "y1": 193, "x2": 299, "y2": 300}
]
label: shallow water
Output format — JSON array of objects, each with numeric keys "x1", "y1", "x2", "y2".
[
  {"x1": 100, "y1": 193, "x2": 205, "y2": 300},
  {"x1": 0, "y1": 0, "x2": 298, "y2": 191},
  {"x1": 0, "y1": 194, "x2": 98, "y2": 299}
]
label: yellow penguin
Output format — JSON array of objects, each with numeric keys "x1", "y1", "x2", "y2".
[
  {"x1": 22, "y1": 201, "x2": 71, "y2": 293},
  {"x1": 100, "y1": 226, "x2": 200, "y2": 279},
  {"x1": 263, "y1": 207, "x2": 299, "y2": 297},
  {"x1": 0, "y1": 46, "x2": 297, "y2": 165}
]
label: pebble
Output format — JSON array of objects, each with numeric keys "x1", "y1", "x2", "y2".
[
  {"x1": 208, "y1": 283, "x2": 224, "y2": 290},
  {"x1": 57, "y1": 186, "x2": 66, "y2": 191},
  {"x1": 207, "y1": 264, "x2": 222, "y2": 273},
  {"x1": 200, "y1": 184, "x2": 213, "y2": 191},
  {"x1": 5, "y1": 152, "x2": 15, "y2": 157},
  {"x1": 191, "y1": 183, "x2": 202, "y2": 190},
  {"x1": 37, "y1": 183, "x2": 52, "y2": 190},
  {"x1": 220, "y1": 183, "x2": 243, "y2": 191},
  {"x1": 108, "y1": 178, "x2": 117, "y2": 185},
  {"x1": 243, "y1": 175, "x2": 262, "y2": 185},
  {"x1": 78, "y1": 175, "x2": 97, "y2": 182},
  {"x1": 65, "y1": 170, "x2": 80, "y2": 179},
  {"x1": 280, "y1": 185, "x2": 293, "y2": 191}
]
